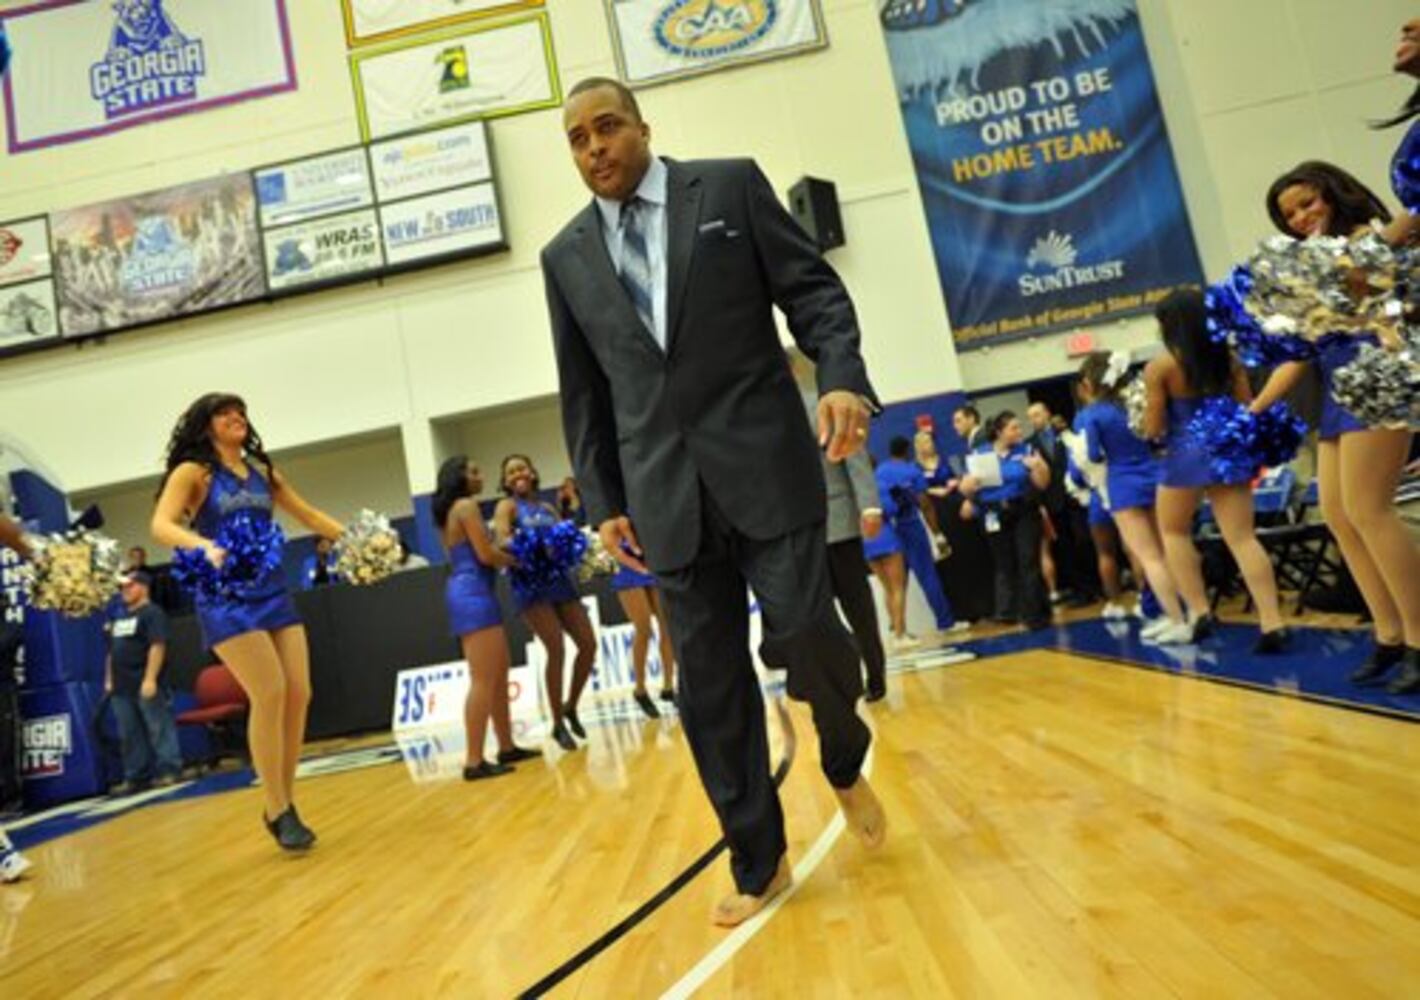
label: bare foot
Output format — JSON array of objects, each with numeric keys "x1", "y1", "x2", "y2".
[
  {"x1": 835, "y1": 775, "x2": 887, "y2": 849},
  {"x1": 711, "y1": 856, "x2": 792, "y2": 928}
]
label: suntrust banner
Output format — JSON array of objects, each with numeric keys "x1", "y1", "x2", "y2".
[
  {"x1": 878, "y1": 0, "x2": 1201, "y2": 349},
  {"x1": 0, "y1": 0, "x2": 296, "y2": 154}
]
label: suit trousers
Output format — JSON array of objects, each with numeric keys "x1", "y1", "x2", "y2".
[
  {"x1": 826, "y1": 539, "x2": 886, "y2": 693},
  {"x1": 987, "y1": 502, "x2": 1050, "y2": 626},
  {"x1": 657, "y1": 488, "x2": 872, "y2": 895}
]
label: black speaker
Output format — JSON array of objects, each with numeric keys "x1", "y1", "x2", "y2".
[{"x1": 787, "y1": 176, "x2": 845, "y2": 251}]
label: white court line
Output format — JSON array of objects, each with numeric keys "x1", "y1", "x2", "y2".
[{"x1": 659, "y1": 748, "x2": 875, "y2": 1000}]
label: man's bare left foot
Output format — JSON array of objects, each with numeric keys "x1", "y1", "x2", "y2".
[
  {"x1": 835, "y1": 775, "x2": 887, "y2": 849},
  {"x1": 711, "y1": 856, "x2": 792, "y2": 927}
]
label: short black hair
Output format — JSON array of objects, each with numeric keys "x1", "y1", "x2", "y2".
[
  {"x1": 954, "y1": 404, "x2": 980, "y2": 424},
  {"x1": 566, "y1": 76, "x2": 642, "y2": 122},
  {"x1": 888, "y1": 436, "x2": 912, "y2": 459}
]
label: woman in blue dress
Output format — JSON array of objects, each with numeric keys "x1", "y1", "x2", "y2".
[
  {"x1": 612, "y1": 540, "x2": 677, "y2": 720},
  {"x1": 860, "y1": 467, "x2": 915, "y2": 652},
  {"x1": 1252, "y1": 161, "x2": 1419, "y2": 687},
  {"x1": 1144, "y1": 292, "x2": 1288, "y2": 652},
  {"x1": 1077, "y1": 352, "x2": 1190, "y2": 642},
  {"x1": 152, "y1": 393, "x2": 344, "y2": 851},
  {"x1": 492, "y1": 454, "x2": 596, "y2": 752},
  {"x1": 876, "y1": 436, "x2": 958, "y2": 636},
  {"x1": 433, "y1": 456, "x2": 540, "y2": 780}
]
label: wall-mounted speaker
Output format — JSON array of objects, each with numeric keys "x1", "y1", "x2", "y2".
[{"x1": 787, "y1": 176, "x2": 845, "y2": 252}]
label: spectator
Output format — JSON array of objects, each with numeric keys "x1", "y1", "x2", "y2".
[
  {"x1": 125, "y1": 545, "x2": 148, "y2": 572},
  {"x1": 303, "y1": 537, "x2": 338, "y2": 588},
  {"x1": 105, "y1": 571, "x2": 182, "y2": 794},
  {"x1": 951, "y1": 405, "x2": 985, "y2": 469},
  {"x1": 394, "y1": 539, "x2": 430, "y2": 573},
  {"x1": 556, "y1": 477, "x2": 587, "y2": 527}
]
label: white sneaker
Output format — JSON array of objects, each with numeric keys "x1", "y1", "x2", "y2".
[
  {"x1": 1139, "y1": 616, "x2": 1171, "y2": 640},
  {"x1": 942, "y1": 621, "x2": 972, "y2": 634},
  {"x1": 1101, "y1": 602, "x2": 1128, "y2": 621},
  {"x1": 0, "y1": 849, "x2": 32, "y2": 883},
  {"x1": 1142, "y1": 620, "x2": 1196, "y2": 646},
  {"x1": 890, "y1": 635, "x2": 922, "y2": 654}
]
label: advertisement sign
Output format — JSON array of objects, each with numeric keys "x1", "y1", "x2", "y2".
[
  {"x1": 0, "y1": 0, "x2": 297, "y2": 154},
  {"x1": 50, "y1": 173, "x2": 264, "y2": 336},
  {"x1": 0, "y1": 217, "x2": 53, "y2": 287},
  {"x1": 606, "y1": 0, "x2": 827, "y2": 87},
  {"x1": 263, "y1": 208, "x2": 383, "y2": 292},
  {"x1": 350, "y1": 13, "x2": 559, "y2": 141},
  {"x1": 378, "y1": 182, "x2": 503, "y2": 265},
  {"x1": 370, "y1": 120, "x2": 491, "y2": 203},
  {"x1": 878, "y1": 0, "x2": 1202, "y2": 348},
  {"x1": 0, "y1": 279, "x2": 60, "y2": 351},
  {"x1": 254, "y1": 148, "x2": 374, "y2": 229}
]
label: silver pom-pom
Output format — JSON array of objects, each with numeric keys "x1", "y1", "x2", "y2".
[
  {"x1": 1245, "y1": 233, "x2": 1406, "y2": 345},
  {"x1": 1330, "y1": 328, "x2": 1420, "y2": 431},
  {"x1": 1122, "y1": 377, "x2": 1150, "y2": 439},
  {"x1": 332, "y1": 510, "x2": 401, "y2": 586},
  {"x1": 18, "y1": 531, "x2": 123, "y2": 617},
  {"x1": 577, "y1": 530, "x2": 621, "y2": 583}
]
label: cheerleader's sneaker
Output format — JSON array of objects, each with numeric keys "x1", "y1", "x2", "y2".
[
  {"x1": 0, "y1": 848, "x2": 32, "y2": 883},
  {"x1": 1101, "y1": 602, "x2": 1129, "y2": 621}
]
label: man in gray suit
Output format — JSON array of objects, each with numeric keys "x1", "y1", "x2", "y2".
[
  {"x1": 789, "y1": 348, "x2": 889, "y2": 701},
  {"x1": 543, "y1": 78, "x2": 885, "y2": 926}
]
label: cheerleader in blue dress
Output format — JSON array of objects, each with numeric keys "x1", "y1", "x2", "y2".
[
  {"x1": 860, "y1": 467, "x2": 915, "y2": 651},
  {"x1": 612, "y1": 539, "x2": 677, "y2": 720},
  {"x1": 433, "y1": 457, "x2": 540, "y2": 780},
  {"x1": 152, "y1": 394, "x2": 345, "y2": 851},
  {"x1": 1077, "y1": 352, "x2": 1190, "y2": 642},
  {"x1": 1144, "y1": 293, "x2": 1289, "y2": 652},
  {"x1": 876, "y1": 437, "x2": 957, "y2": 635},
  {"x1": 492, "y1": 454, "x2": 596, "y2": 752}
]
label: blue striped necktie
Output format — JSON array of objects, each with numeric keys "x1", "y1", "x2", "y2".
[{"x1": 617, "y1": 196, "x2": 655, "y2": 339}]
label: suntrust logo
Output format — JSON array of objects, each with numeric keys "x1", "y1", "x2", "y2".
[{"x1": 1020, "y1": 230, "x2": 1124, "y2": 298}]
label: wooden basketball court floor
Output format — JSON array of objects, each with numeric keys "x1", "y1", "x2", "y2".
[{"x1": 1, "y1": 629, "x2": 1417, "y2": 998}]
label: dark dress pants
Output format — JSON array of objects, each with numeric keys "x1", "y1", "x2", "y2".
[{"x1": 826, "y1": 538, "x2": 887, "y2": 694}]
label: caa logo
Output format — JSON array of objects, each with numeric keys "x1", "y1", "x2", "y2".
[
  {"x1": 22, "y1": 714, "x2": 71, "y2": 778},
  {"x1": 654, "y1": 0, "x2": 778, "y2": 60}
]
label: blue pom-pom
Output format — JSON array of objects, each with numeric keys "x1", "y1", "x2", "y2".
[
  {"x1": 1185, "y1": 397, "x2": 1306, "y2": 484},
  {"x1": 172, "y1": 511, "x2": 285, "y2": 600},
  {"x1": 507, "y1": 521, "x2": 587, "y2": 602},
  {"x1": 1206, "y1": 267, "x2": 1317, "y2": 368}
]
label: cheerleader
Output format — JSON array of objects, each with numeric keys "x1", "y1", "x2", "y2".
[
  {"x1": 1252, "y1": 162, "x2": 1418, "y2": 687},
  {"x1": 432, "y1": 457, "x2": 540, "y2": 779},
  {"x1": 876, "y1": 437, "x2": 960, "y2": 636},
  {"x1": 151, "y1": 394, "x2": 341, "y2": 851},
  {"x1": 492, "y1": 455, "x2": 596, "y2": 752},
  {"x1": 1077, "y1": 353, "x2": 1192, "y2": 643},
  {"x1": 861, "y1": 462, "x2": 915, "y2": 653},
  {"x1": 0, "y1": 516, "x2": 31, "y2": 882},
  {"x1": 1144, "y1": 292, "x2": 1289, "y2": 652},
  {"x1": 611, "y1": 549, "x2": 676, "y2": 719}
]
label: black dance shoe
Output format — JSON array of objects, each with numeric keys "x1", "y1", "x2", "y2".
[
  {"x1": 1191, "y1": 614, "x2": 1219, "y2": 642},
  {"x1": 265, "y1": 807, "x2": 315, "y2": 851},
  {"x1": 1385, "y1": 649, "x2": 1420, "y2": 695},
  {"x1": 565, "y1": 709, "x2": 587, "y2": 740},
  {"x1": 1351, "y1": 642, "x2": 1404, "y2": 685},
  {"x1": 497, "y1": 746, "x2": 541, "y2": 765},
  {"x1": 1253, "y1": 628, "x2": 1290, "y2": 655},
  {"x1": 634, "y1": 690, "x2": 661, "y2": 719},
  {"x1": 659, "y1": 687, "x2": 677, "y2": 703},
  {"x1": 551, "y1": 721, "x2": 577, "y2": 752},
  {"x1": 462, "y1": 761, "x2": 514, "y2": 781}
]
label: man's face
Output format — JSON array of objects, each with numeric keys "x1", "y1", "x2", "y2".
[
  {"x1": 121, "y1": 579, "x2": 147, "y2": 608},
  {"x1": 1027, "y1": 404, "x2": 1050, "y2": 432},
  {"x1": 952, "y1": 410, "x2": 975, "y2": 437},
  {"x1": 563, "y1": 86, "x2": 652, "y2": 202}
]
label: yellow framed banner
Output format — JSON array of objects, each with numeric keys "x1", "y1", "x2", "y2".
[
  {"x1": 341, "y1": 0, "x2": 545, "y2": 47},
  {"x1": 605, "y1": 0, "x2": 828, "y2": 88},
  {"x1": 350, "y1": 12, "x2": 560, "y2": 141}
]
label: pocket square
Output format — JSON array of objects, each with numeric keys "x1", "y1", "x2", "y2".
[{"x1": 698, "y1": 219, "x2": 726, "y2": 233}]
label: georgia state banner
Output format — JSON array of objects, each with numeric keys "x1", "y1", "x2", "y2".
[
  {"x1": 879, "y1": 0, "x2": 1202, "y2": 348},
  {"x1": 1, "y1": 0, "x2": 296, "y2": 154}
]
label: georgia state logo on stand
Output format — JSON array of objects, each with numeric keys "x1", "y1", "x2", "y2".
[{"x1": 654, "y1": 0, "x2": 778, "y2": 59}]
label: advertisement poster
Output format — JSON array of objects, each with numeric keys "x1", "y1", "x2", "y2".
[
  {"x1": 370, "y1": 120, "x2": 491, "y2": 203},
  {"x1": 263, "y1": 208, "x2": 383, "y2": 291},
  {"x1": 255, "y1": 148, "x2": 375, "y2": 229},
  {"x1": 379, "y1": 182, "x2": 503, "y2": 265}
]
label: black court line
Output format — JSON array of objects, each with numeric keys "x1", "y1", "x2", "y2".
[{"x1": 517, "y1": 738, "x2": 795, "y2": 998}]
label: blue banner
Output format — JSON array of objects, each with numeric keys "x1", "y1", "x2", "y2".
[{"x1": 879, "y1": 0, "x2": 1202, "y2": 349}]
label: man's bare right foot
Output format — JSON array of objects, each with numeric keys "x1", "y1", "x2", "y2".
[
  {"x1": 711, "y1": 856, "x2": 792, "y2": 928},
  {"x1": 835, "y1": 775, "x2": 887, "y2": 849}
]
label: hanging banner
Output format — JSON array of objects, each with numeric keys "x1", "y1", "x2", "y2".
[
  {"x1": 342, "y1": 0, "x2": 545, "y2": 46},
  {"x1": 350, "y1": 13, "x2": 559, "y2": 142},
  {"x1": 264, "y1": 208, "x2": 383, "y2": 292},
  {"x1": 50, "y1": 174, "x2": 264, "y2": 336},
  {"x1": 878, "y1": 0, "x2": 1202, "y2": 349},
  {"x1": 0, "y1": 0, "x2": 297, "y2": 155},
  {"x1": 255, "y1": 148, "x2": 375, "y2": 229},
  {"x1": 606, "y1": 0, "x2": 828, "y2": 87},
  {"x1": 370, "y1": 120, "x2": 492, "y2": 203}
]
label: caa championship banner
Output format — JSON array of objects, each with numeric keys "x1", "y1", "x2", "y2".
[
  {"x1": 879, "y1": 0, "x2": 1202, "y2": 348},
  {"x1": 0, "y1": 0, "x2": 297, "y2": 154},
  {"x1": 607, "y1": 0, "x2": 827, "y2": 87}
]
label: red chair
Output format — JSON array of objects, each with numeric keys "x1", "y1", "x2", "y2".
[{"x1": 175, "y1": 665, "x2": 250, "y2": 771}]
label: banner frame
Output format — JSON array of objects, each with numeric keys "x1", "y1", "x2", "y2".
[{"x1": 341, "y1": 0, "x2": 545, "y2": 47}]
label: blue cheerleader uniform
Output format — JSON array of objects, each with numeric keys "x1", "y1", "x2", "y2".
[{"x1": 445, "y1": 541, "x2": 502, "y2": 637}]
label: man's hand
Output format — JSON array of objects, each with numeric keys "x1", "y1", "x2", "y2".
[
  {"x1": 817, "y1": 390, "x2": 871, "y2": 464},
  {"x1": 958, "y1": 475, "x2": 981, "y2": 497},
  {"x1": 861, "y1": 511, "x2": 883, "y2": 540},
  {"x1": 599, "y1": 516, "x2": 648, "y2": 574},
  {"x1": 1022, "y1": 452, "x2": 1046, "y2": 473},
  {"x1": 140, "y1": 678, "x2": 157, "y2": 701}
]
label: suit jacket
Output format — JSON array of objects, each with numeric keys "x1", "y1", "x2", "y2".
[
  {"x1": 800, "y1": 390, "x2": 879, "y2": 545},
  {"x1": 542, "y1": 157, "x2": 879, "y2": 572}
]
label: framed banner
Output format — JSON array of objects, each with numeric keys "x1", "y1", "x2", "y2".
[
  {"x1": 0, "y1": 217, "x2": 52, "y2": 288},
  {"x1": 264, "y1": 208, "x2": 383, "y2": 293},
  {"x1": 0, "y1": 0, "x2": 297, "y2": 154},
  {"x1": 605, "y1": 0, "x2": 828, "y2": 88},
  {"x1": 378, "y1": 183, "x2": 504, "y2": 266},
  {"x1": 255, "y1": 147, "x2": 375, "y2": 229},
  {"x1": 50, "y1": 174, "x2": 264, "y2": 336},
  {"x1": 342, "y1": 0, "x2": 545, "y2": 46},
  {"x1": 370, "y1": 121, "x2": 492, "y2": 203},
  {"x1": 0, "y1": 279, "x2": 60, "y2": 352},
  {"x1": 878, "y1": 0, "x2": 1202, "y2": 348},
  {"x1": 350, "y1": 13, "x2": 559, "y2": 141}
]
